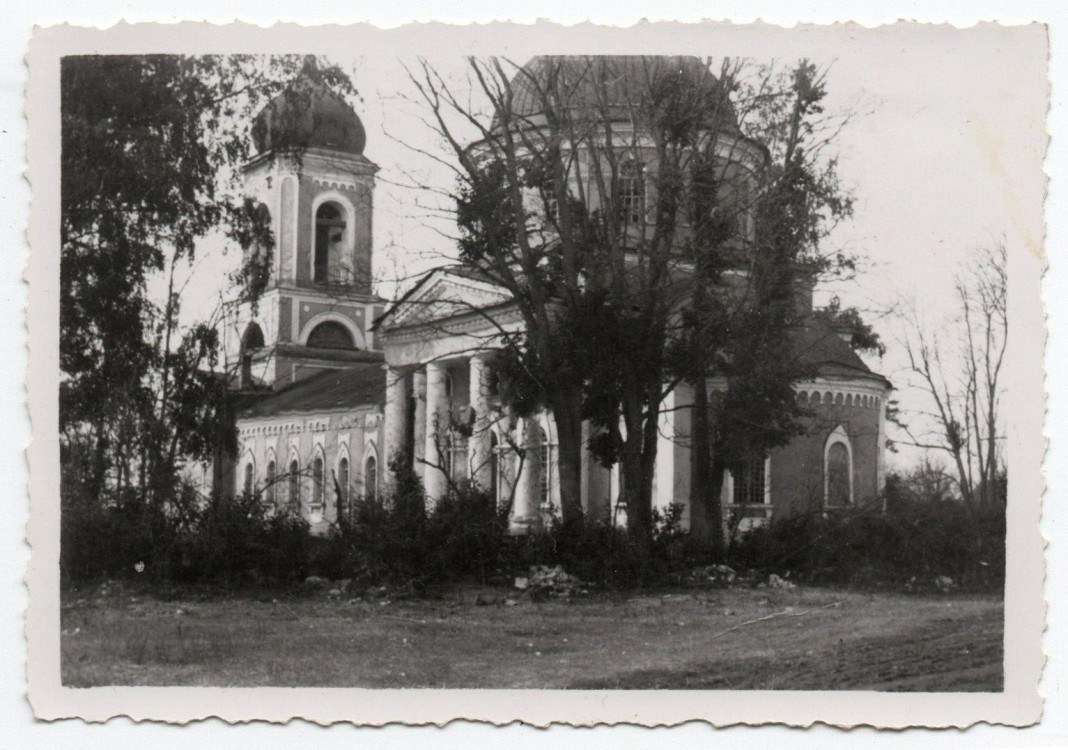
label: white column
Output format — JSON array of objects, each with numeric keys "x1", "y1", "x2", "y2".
[
  {"x1": 412, "y1": 370, "x2": 427, "y2": 479},
  {"x1": 423, "y1": 361, "x2": 448, "y2": 505},
  {"x1": 509, "y1": 416, "x2": 541, "y2": 534},
  {"x1": 655, "y1": 388, "x2": 677, "y2": 521},
  {"x1": 383, "y1": 365, "x2": 407, "y2": 488},
  {"x1": 468, "y1": 353, "x2": 494, "y2": 491}
]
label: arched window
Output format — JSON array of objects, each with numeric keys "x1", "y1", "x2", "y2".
[
  {"x1": 306, "y1": 321, "x2": 355, "y2": 349},
  {"x1": 288, "y1": 459, "x2": 300, "y2": 512},
  {"x1": 265, "y1": 460, "x2": 276, "y2": 505},
  {"x1": 337, "y1": 456, "x2": 350, "y2": 518},
  {"x1": 312, "y1": 455, "x2": 325, "y2": 509},
  {"x1": 619, "y1": 159, "x2": 645, "y2": 225},
  {"x1": 242, "y1": 461, "x2": 254, "y2": 496},
  {"x1": 825, "y1": 427, "x2": 854, "y2": 507},
  {"x1": 240, "y1": 323, "x2": 265, "y2": 386},
  {"x1": 314, "y1": 202, "x2": 346, "y2": 284},
  {"x1": 364, "y1": 454, "x2": 378, "y2": 502},
  {"x1": 242, "y1": 323, "x2": 265, "y2": 350},
  {"x1": 534, "y1": 420, "x2": 554, "y2": 509}
]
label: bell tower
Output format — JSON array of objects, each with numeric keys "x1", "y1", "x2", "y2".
[{"x1": 225, "y1": 64, "x2": 386, "y2": 390}]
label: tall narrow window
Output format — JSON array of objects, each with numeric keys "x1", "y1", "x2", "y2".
[
  {"x1": 364, "y1": 455, "x2": 377, "y2": 502},
  {"x1": 489, "y1": 432, "x2": 499, "y2": 504},
  {"x1": 826, "y1": 442, "x2": 852, "y2": 506},
  {"x1": 312, "y1": 456, "x2": 324, "y2": 509},
  {"x1": 539, "y1": 441, "x2": 550, "y2": 507},
  {"x1": 619, "y1": 159, "x2": 645, "y2": 225},
  {"x1": 449, "y1": 433, "x2": 468, "y2": 482},
  {"x1": 288, "y1": 459, "x2": 300, "y2": 511},
  {"x1": 242, "y1": 462, "x2": 254, "y2": 496},
  {"x1": 824, "y1": 426, "x2": 854, "y2": 507},
  {"x1": 240, "y1": 323, "x2": 265, "y2": 387},
  {"x1": 265, "y1": 460, "x2": 276, "y2": 505},
  {"x1": 337, "y1": 456, "x2": 350, "y2": 518},
  {"x1": 314, "y1": 202, "x2": 346, "y2": 284}
]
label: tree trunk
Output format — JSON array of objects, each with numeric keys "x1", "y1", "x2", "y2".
[
  {"x1": 689, "y1": 375, "x2": 726, "y2": 559},
  {"x1": 621, "y1": 391, "x2": 659, "y2": 548},
  {"x1": 547, "y1": 386, "x2": 585, "y2": 527}
]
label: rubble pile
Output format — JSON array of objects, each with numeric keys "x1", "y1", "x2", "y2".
[
  {"x1": 682, "y1": 564, "x2": 738, "y2": 588},
  {"x1": 764, "y1": 573, "x2": 797, "y2": 590},
  {"x1": 514, "y1": 565, "x2": 588, "y2": 599}
]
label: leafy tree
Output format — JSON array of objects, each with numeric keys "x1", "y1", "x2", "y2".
[
  {"x1": 60, "y1": 54, "x2": 355, "y2": 515},
  {"x1": 407, "y1": 57, "x2": 862, "y2": 542},
  {"x1": 680, "y1": 62, "x2": 862, "y2": 555}
]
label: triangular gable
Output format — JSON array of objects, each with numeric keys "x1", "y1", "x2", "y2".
[{"x1": 375, "y1": 267, "x2": 512, "y2": 332}]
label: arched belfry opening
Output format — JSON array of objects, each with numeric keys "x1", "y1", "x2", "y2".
[
  {"x1": 240, "y1": 322, "x2": 266, "y2": 387},
  {"x1": 306, "y1": 321, "x2": 356, "y2": 350},
  {"x1": 314, "y1": 201, "x2": 347, "y2": 285}
]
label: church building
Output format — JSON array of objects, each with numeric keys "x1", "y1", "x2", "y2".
[{"x1": 219, "y1": 57, "x2": 892, "y2": 536}]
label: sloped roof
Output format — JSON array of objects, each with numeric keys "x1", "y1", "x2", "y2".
[
  {"x1": 789, "y1": 323, "x2": 889, "y2": 384},
  {"x1": 238, "y1": 361, "x2": 385, "y2": 420},
  {"x1": 373, "y1": 265, "x2": 511, "y2": 332}
]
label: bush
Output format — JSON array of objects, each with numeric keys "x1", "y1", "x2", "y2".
[
  {"x1": 728, "y1": 498, "x2": 1005, "y2": 591},
  {"x1": 61, "y1": 474, "x2": 311, "y2": 586}
]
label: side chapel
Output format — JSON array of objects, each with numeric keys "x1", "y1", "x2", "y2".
[{"x1": 215, "y1": 57, "x2": 892, "y2": 536}]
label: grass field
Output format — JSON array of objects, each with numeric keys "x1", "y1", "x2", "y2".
[{"x1": 60, "y1": 583, "x2": 1004, "y2": 690}]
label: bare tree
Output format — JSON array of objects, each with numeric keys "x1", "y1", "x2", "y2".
[
  {"x1": 396, "y1": 56, "x2": 861, "y2": 543},
  {"x1": 899, "y1": 242, "x2": 1007, "y2": 508}
]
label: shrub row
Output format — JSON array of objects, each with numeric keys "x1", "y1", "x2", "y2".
[
  {"x1": 62, "y1": 471, "x2": 1005, "y2": 592},
  {"x1": 729, "y1": 500, "x2": 1005, "y2": 590}
]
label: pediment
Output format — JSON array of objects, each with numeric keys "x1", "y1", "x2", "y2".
[{"x1": 379, "y1": 269, "x2": 512, "y2": 332}]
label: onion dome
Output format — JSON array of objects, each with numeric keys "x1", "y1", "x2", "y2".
[{"x1": 252, "y1": 73, "x2": 366, "y2": 156}]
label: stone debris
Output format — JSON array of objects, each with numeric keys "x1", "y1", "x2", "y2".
[
  {"x1": 518, "y1": 565, "x2": 587, "y2": 599},
  {"x1": 683, "y1": 564, "x2": 738, "y2": 588},
  {"x1": 933, "y1": 575, "x2": 955, "y2": 593},
  {"x1": 766, "y1": 573, "x2": 797, "y2": 589},
  {"x1": 302, "y1": 575, "x2": 329, "y2": 590}
]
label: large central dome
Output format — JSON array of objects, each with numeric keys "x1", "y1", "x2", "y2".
[
  {"x1": 252, "y1": 75, "x2": 366, "y2": 156},
  {"x1": 493, "y1": 55, "x2": 739, "y2": 133}
]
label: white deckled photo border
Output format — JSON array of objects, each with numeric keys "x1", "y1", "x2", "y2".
[{"x1": 24, "y1": 20, "x2": 1047, "y2": 728}]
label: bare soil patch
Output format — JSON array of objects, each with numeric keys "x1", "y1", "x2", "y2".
[{"x1": 60, "y1": 584, "x2": 1003, "y2": 690}]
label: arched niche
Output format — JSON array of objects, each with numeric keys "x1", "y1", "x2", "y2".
[{"x1": 824, "y1": 425, "x2": 854, "y2": 507}]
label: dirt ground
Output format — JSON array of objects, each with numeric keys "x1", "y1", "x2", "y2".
[{"x1": 60, "y1": 583, "x2": 1004, "y2": 690}]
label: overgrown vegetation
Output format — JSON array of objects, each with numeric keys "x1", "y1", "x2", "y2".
[{"x1": 62, "y1": 459, "x2": 1004, "y2": 593}]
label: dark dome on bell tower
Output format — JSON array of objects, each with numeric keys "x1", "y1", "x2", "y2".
[{"x1": 252, "y1": 64, "x2": 367, "y2": 156}]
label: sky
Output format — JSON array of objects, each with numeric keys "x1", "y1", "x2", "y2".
[{"x1": 173, "y1": 23, "x2": 1047, "y2": 472}]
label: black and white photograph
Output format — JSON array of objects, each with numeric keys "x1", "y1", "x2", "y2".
[{"x1": 24, "y1": 19, "x2": 1046, "y2": 728}]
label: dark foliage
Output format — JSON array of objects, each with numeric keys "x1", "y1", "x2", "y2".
[
  {"x1": 729, "y1": 492, "x2": 1005, "y2": 592},
  {"x1": 60, "y1": 54, "x2": 356, "y2": 542},
  {"x1": 61, "y1": 477, "x2": 310, "y2": 585}
]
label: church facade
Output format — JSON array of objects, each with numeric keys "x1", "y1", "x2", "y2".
[{"x1": 218, "y1": 58, "x2": 891, "y2": 536}]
